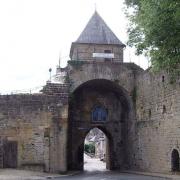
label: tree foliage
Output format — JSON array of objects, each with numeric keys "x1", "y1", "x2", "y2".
[
  {"x1": 84, "y1": 143, "x2": 95, "y2": 154},
  {"x1": 124, "y1": 0, "x2": 180, "y2": 78}
]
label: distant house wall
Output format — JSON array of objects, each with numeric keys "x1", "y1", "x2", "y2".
[{"x1": 95, "y1": 137, "x2": 106, "y2": 159}]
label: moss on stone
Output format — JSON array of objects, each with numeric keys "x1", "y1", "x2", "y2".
[
  {"x1": 132, "y1": 87, "x2": 137, "y2": 104},
  {"x1": 68, "y1": 60, "x2": 85, "y2": 70}
]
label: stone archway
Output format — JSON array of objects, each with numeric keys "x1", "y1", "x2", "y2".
[
  {"x1": 67, "y1": 79, "x2": 134, "y2": 171},
  {"x1": 84, "y1": 127, "x2": 111, "y2": 171}
]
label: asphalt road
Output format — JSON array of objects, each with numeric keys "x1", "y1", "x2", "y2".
[
  {"x1": 55, "y1": 170, "x2": 168, "y2": 180},
  {"x1": 54, "y1": 155, "x2": 168, "y2": 180}
]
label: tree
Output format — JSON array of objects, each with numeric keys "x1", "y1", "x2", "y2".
[
  {"x1": 124, "y1": 0, "x2": 180, "y2": 78},
  {"x1": 84, "y1": 143, "x2": 95, "y2": 154}
]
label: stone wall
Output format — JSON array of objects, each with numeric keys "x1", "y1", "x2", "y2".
[
  {"x1": 67, "y1": 61, "x2": 142, "y2": 170},
  {"x1": 0, "y1": 94, "x2": 50, "y2": 171},
  {"x1": 70, "y1": 43, "x2": 124, "y2": 62},
  {"x1": 0, "y1": 58, "x2": 179, "y2": 174},
  {"x1": 0, "y1": 89, "x2": 69, "y2": 173},
  {"x1": 68, "y1": 61, "x2": 143, "y2": 93},
  {"x1": 68, "y1": 79, "x2": 131, "y2": 170},
  {"x1": 129, "y1": 70, "x2": 180, "y2": 173}
]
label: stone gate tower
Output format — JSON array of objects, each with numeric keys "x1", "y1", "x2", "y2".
[
  {"x1": 0, "y1": 10, "x2": 179, "y2": 175},
  {"x1": 66, "y1": 11, "x2": 139, "y2": 170},
  {"x1": 70, "y1": 11, "x2": 125, "y2": 62}
]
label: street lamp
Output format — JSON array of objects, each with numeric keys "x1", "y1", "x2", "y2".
[{"x1": 49, "y1": 68, "x2": 52, "y2": 82}]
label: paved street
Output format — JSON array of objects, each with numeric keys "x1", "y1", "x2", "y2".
[
  {"x1": 0, "y1": 156, "x2": 174, "y2": 179},
  {"x1": 55, "y1": 171, "x2": 169, "y2": 180},
  {"x1": 55, "y1": 155, "x2": 169, "y2": 180}
]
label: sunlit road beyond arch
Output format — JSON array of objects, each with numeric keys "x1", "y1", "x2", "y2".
[{"x1": 84, "y1": 154, "x2": 106, "y2": 172}]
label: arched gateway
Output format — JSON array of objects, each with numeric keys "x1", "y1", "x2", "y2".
[
  {"x1": 67, "y1": 79, "x2": 134, "y2": 170},
  {"x1": 65, "y1": 11, "x2": 137, "y2": 171},
  {"x1": 0, "y1": 9, "x2": 179, "y2": 175},
  {"x1": 84, "y1": 127, "x2": 109, "y2": 170}
]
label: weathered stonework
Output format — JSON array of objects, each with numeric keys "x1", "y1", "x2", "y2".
[
  {"x1": 0, "y1": 88, "x2": 69, "y2": 173},
  {"x1": 67, "y1": 78, "x2": 134, "y2": 170},
  {"x1": 67, "y1": 61, "x2": 142, "y2": 93},
  {"x1": 129, "y1": 71, "x2": 180, "y2": 173},
  {"x1": 0, "y1": 11, "x2": 179, "y2": 175},
  {"x1": 70, "y1": 44, "x2": 124, "y2": 62}
]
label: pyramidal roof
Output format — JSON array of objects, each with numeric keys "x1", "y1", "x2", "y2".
[{"x1": 75, "y1": 11, "x2": 125, "y2": 46}]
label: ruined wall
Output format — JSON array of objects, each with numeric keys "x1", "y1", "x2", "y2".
[
  {"x1": 70, "y1": 44, "x2": 124, "y2": 62},
  {"x1": 129, "y1": 70, "x2": 180, "y2": 173},
  {"x1": 0, "y1": 83, "x2": 69, "y2": 173}
]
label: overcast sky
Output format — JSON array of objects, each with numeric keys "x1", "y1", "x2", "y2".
[{"x1": 0, "y1": 0, "x2": 148, "y2": 94}]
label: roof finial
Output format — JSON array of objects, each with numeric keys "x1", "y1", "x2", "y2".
[
  {"x1": 94, "y1": 3, "x2": 97, "y2": 12},
  {"x1": 58, "y1": 52, "x2": 61, "y2": 68}
]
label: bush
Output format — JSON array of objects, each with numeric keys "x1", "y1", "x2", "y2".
[{"x1": 84, "y1": 143, "x2": 95, "y2": 154}]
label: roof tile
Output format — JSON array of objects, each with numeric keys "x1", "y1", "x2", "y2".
[{"x1": 76, "y1": 11, "x2": 125, "y2": 46}]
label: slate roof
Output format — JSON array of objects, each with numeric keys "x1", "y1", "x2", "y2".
[{"x1": 75, "y1": 11, "x2": 125, "y2": 46}]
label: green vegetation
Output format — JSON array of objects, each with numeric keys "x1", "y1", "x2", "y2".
[
  {"x1": 84, "y1": 143, "x2": 95, "y2": 154},
  {"x1": 68, "y1": 60, "x2": 85, "y2": 70},
  {"x1": 124, "y1": 0, "x2": 180, "y2": 78},
  {"x1": 65, "y1": 75, "x2": 70, "y2": 83}
]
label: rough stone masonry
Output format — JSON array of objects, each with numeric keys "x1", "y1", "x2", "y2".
[{"x1": 0, "y1": 11, "x2": 179, "y2": 174}]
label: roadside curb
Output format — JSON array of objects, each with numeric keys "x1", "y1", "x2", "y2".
[
  {"x1": 122, "y1": 171, "x2": 180, "y2": 180},
  {"x1": 45, "y1": 171, "x2": 81, "y2": 179},
  {"x1": 0, "y1": 170, "x2": 81, "y2": 180}
]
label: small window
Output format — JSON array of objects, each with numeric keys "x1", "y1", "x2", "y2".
[
  {"x1": 104, "y1": 50, "x2": 112, "y2": 61},
  {"x1": 148, "y1": 109, "x2": 151, "y2": 118},
  {"x1": 162, "y1": 76, "x2": 165, "y2": 82},
  {"x1": 104, "y1": 50, "x2": 111, "y2": 54},
  {"x1": 44, "y1": 128, "x2": 50, "y2": 137},
  {"x1": 162, "y1": 105, "x2": 166, "y2": 114},
  {"x1": 92, "y1": 106, "x2": 108, "y2": 122}
]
